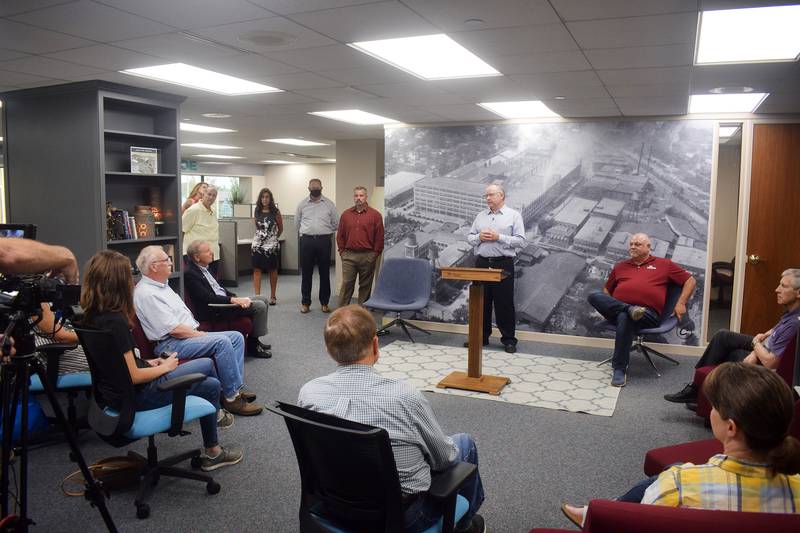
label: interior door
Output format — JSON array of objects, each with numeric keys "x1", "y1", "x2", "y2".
[{"x1": 741, "y1": 123, "x2": 800, "y2": 334}]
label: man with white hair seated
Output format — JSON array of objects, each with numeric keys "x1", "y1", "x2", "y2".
[
  {"x1": 588, "y1": 232, "x2": 696, "y2": 387},
  {"x1": 133, "y1": 245, "x2": 262, "y2": 417}
]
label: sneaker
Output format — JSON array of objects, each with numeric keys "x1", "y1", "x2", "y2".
[
  {"x1": 627, "y1": 306, "x2": 646, "y2": 321},
  {"x1": 200, "y1": 446, "x2": 243, "y2": 472},
  {"x1": 217, "y1": 409, "x2": 234, "y2": 430},
  {"x1": 221, "y1": 395, "x2": 263, "y2": 416},
  {"x1": 664, "y1": 383, "x2": 698, "y2": 403},
  {"x1": 611, "y1": 369, "x2": 627, "y2": 387},
  {"x1": 455, "y1": 514, "x2": 485, "y2": 533}
]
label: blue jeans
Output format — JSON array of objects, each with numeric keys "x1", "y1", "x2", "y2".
[
  {"x1": 405, "y1": 433, "x2": 485, "y2": 533},
  {"x1": 155, "y1": 331, "x2": 245, "y2": 399},
  {"x1": 588, "y1": 292, "x2": 660, "y2": 370},
  {"x1": 617, "y1": 475, "x2": 658, "y2": 503},
  {"x1": 135, "y1": 358, "x2": 221, "y2": 449}
]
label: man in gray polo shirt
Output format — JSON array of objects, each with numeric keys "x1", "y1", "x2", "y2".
[
  {"x1": 295, "y1": 178, "x2": 338, "y2": 314},
  {"x1": 133, "y1": 245, "x2": 262, "y2": 416}
]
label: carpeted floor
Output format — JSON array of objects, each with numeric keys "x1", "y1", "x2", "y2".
[
  {"x1": 18, "y1": 273, "x2": 712, "y2": 532},
  {"x1": 378, "y1": 341, "x2": 621, "y2": 416}
]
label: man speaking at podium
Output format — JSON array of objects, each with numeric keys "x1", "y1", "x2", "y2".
[{"x1": 467, "y1": 184, "x2": 525, "y2": 353}]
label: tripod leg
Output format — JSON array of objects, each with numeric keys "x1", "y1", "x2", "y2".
[
  {"x1": 1, "y1": 365, "x2": 18, "y2": 519},
  {"x1": 29, "y1": 359, "x2": 119, "y2": 532}
]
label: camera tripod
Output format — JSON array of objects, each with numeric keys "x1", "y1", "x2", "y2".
[{"x1": 1, "y1": 312, "x2": 117, "y2": 532}]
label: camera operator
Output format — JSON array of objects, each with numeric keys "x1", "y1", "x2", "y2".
[{"x1": 0, "y1": 237, "x2": 79, "y2": 283}]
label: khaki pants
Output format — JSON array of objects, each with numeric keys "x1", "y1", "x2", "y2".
[{"x1": 338, "y1": 250, "x2": 378, "y2": 307}]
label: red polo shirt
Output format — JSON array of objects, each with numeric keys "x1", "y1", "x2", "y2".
[
  {"x1": 605, "y1": 255, "x2": 691, "y2": 312},
  {"x1": 337, "y1": 205, "x2": 384, "y2": 254}
]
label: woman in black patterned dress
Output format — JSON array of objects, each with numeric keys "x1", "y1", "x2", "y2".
[{"x1": 251, "y1": 188, "x2": 283, "y2": 305}]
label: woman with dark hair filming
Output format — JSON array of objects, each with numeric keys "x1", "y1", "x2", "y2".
[
  {"x1": 80, "y1": 250, "x2": 243, "y2": 471},
  {"x1": 561, "y1": 362, "x2": 800, "y2": 527},
  {"x1": 251, "y1": 187, "x2": 283, "y2": 305}
]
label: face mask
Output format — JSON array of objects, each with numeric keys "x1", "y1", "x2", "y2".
[{"x1": 309, "y1": 189, "x2": 322, "y2": 198}]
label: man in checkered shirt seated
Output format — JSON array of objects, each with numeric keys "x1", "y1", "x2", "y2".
[{"x1": 298, "y1": 305, "x2": 486, "y2": 533}]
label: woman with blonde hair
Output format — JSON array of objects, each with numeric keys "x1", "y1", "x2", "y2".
[
  {"x1": 181, "y1": 182, "x2": 208, "y2": 214},
  {"x1": 80, "y1": 250, "x2": 242, "y2": 471}
]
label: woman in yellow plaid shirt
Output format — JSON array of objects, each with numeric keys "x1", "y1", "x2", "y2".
[{"x1": 562, "y1": 362, "x2": 800, "y2": 527}]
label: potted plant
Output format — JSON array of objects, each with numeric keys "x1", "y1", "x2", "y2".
[{"x1": 229, "y1": 183, "x2": 250, "y2": 217}]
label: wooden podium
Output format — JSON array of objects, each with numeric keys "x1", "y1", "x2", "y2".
[{"x1": 437, "y1": 267, "x2": 511, "y2": 395}]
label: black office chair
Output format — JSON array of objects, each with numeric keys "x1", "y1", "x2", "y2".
[
  {"x1": 710, "y1": 258, "x2": 734, "y2": 306},
  {"x1": 74, "y1": 326, "x2": 221, "y2": 519},
  {"x1": 266, "y1": 401, "x2": 475, "y2": 533},
  {"x1": 599, "y1": 283, "x2": 690, "y2": 376}
]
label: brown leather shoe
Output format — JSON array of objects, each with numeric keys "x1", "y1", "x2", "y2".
[
  {"x1": 300, "y1": 304, "x2": 310, "y2": 313},
  {"x1": 221, "y1": 396, "x2": 263, "y2": 416},
  {"x1": 238, "y1": 389, "x2": 257, "y2": 403},
  {"x1": 321, "y1": 304, "x2": 331, "y2": 313}
]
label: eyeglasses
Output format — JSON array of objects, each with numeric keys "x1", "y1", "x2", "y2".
[{"x1": 153, "y1": 257, "x2": 172, "y2": 264}]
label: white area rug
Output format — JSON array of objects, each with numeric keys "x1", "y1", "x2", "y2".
[{"x1": 376, "y1": 341, "x2": 620, "y2": 417}]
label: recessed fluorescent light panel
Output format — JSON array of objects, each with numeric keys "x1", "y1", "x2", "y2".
[
  {"x1": 180, "y1": 122, "x2": 236, "y2": 133},
  {"x1": 261, "y1": 138, "x2": 329, "y2": 147},
  {"x1": 309, "y1": 109, "x2": 399, "y2": 125},
  {"x1": 193, "y1": 154, "x2": 244, "y2": 159},
  {"x1": 718, "y1": 125, "x2": 740, "y2": 138},
  {"x1": 349, "y1": 34, "x2": 500, "y2": 80},
  {"x1": 261, "y1": 160, "x2": 294, "y2": 164},
  {"x1": 689, "y1": 93, "x2": 768, "y2": 113},
  {"x1": 696, "y1": 5, "x2": 800, "y2": 64},
  {"x1": 478, "y1": 101, "x2": 561, "y2": 119},
  {"x1": 181, "y1": 143, "x2": 241, "y2": 149},
  {"x1": 121, "y1": 63, "x2": 282, "y2": 95}
]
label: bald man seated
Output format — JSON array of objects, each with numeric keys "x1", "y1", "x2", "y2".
[{"x1": 588, "y1": 233, "x2": 696, "y2": 387}]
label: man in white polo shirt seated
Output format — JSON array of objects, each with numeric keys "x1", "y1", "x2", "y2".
[{"x1": 133, "y1": 245, "x2": 262, "y2": 417}]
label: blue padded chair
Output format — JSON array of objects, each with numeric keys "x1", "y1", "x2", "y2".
[
  {"x1": 29, "y1": 343, "x2": 92, "y2": 432},
  {"x1": 364, "y1": 258, "x2": 432, "y2": 343},
  {"x1": 74, "y1": 326, "x2": 220, "y2": 519},
  {"x1": 266, "y1": 401, "x2": 474, "y2": 533},
  {"x1": 598, "y1": 283, "x2": 690, "y2": 376}
]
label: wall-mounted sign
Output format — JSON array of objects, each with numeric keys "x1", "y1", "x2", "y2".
[{"x1": 181, "y1": 159, "x2": 197, "y2": 171}]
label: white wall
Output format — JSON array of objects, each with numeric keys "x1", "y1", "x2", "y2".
[
  {"x1": 711, "y1": 143, "x2": 741, "y2": 262},
  {"x1": 252, "y1": 163, "x2": 336, "y2": 214}
]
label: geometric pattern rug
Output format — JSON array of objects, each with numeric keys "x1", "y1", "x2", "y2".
[{"x1": 376, "y1": 341, "x2": 620, "y2": 417}]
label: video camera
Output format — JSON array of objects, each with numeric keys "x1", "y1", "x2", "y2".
[{"x1": 0, "y1": 224, "x2": 81, "y2": 357}]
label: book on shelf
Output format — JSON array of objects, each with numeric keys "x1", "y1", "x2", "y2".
[
  {"x1": 127, "y1": 216, "x2": 137, "y2": 240},
  {"x1": 130, "y1": 146, "x2": 159, "y2": 174}
]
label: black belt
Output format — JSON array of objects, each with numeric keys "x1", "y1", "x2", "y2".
[{"x1": 300, "y1": 234, "x2": 332, "y2": 239}]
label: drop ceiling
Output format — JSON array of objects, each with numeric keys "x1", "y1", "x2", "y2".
[{"x1": 1, "y1": 0, "x2": 799, "y2": 164}]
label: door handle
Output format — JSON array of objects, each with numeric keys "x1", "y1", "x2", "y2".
[{"x1": 747, "y1": 254, "x2": 761, "y2": 265}]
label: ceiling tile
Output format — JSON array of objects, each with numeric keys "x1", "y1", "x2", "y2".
[
  {"x1": 0, "y1": 19, "x2": 92, "y2": 54},
  {"x1": 113, "y1": 32, "x2": 245, "y2": 63},
  {"x1": 287, "y1": 1, "x2": 438, "y2": 42},
  {"x1": 0, "y1": 55, "x2": 104, "y2": 79},
  {"x1": 585, "y1": 44, "x2": 693, "y2": 70},
  {"x1": 403, "y1": 0, "x2": 560, "y2": 31},
  {"x1": 254, "y1": 72, "x2": 344, "y2": 90},
  {"x1": 10, "y1": 0, "x2": 175, "y2": 42},
  {"x1": 190, "y1": 16, "x2": 336, "y2": 54},
  {"x1": 313, "y1": 65, "x2": 412, "y2": 86},
  {"x1": 548, "y1": 97, "x2": 621, "y2": 118},
  {"x1": 45, "y1": 44, "x2": 161, "y2": 71},
  {"x1": 689, "y1": 62, "x2": 800, "y2": 93},
  {"x1": 552, "y1": 0, "x2": 697, "y2": 21},
  {"x1": 489, "y1": 50, "x2": 591, "y2": 75},
  {"x1": 192, "y1": 54, "x2": 302, "y2": 82},
  {"x1": 755, "y1": 92, "x2": 800, "y2": 113},
  {"x1": 597, "y1": 66, "x2": 692, "y2": 86},
  {"x1": 418, "y1": 103, "x2": 500, "y2": 122},
  {"x1": 614, "y1": 96, "x2": 689, "y2": 116},
  {"x1": 606, "y1": 82, "x2": 690, "y2": 98},
  {"x1": 451, "y1": 24, "x2": 578, "y2": 58},
  {"x1": 0, "y1": 69, "x2": 61, "y2": 86},
  {"x1": 292, "y1": 86, "x2": 380, "y2": 103},
  {"x1": 357, "y1": 82, "x2": 470, "y2": 105},
  {"x1": 434, "y1": 76, "x2": 533, "y2": 100},
  {"x1": 0, "y1": 49, "x2": 31, "y2": 61},
  {"x1": 0, "y1": 0, "x2": 76, "y2": 17},
  {"x1": 246, "y1": 0, "x2": 377, "y2": 16},
  {"x1": 263, "y1": 44, "x2": 379, "y2": 72},
  {"x1": 566, "y1": 12, "x2": 697, "y2": 49},
  {"x1": 509, "y1": 70, "x2": 606, "y2": 98},
  {"x1": 94, "y1": 0, "x2": 274, "y2": 30}
]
